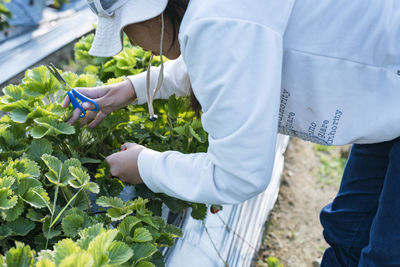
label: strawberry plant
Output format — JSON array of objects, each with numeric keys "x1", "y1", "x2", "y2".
[
  {"x1": 0, "y1": 30, "x2": 215, "y2": 265},
  {"x1": 0, "y1": 68, "x2": 183, "y2": 265},
  {"x1": 74, "y1": 34, "x2": 164, "y2": 82},
  {"x1": 72, "y1": 33, "x2": 209, "y2": 218}
]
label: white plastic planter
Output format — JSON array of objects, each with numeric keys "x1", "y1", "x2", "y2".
[{"x1": 165, "y1": 135, "x2": 289, "y2": 267}]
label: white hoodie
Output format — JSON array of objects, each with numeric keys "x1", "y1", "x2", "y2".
[{"x1": 129, "y1": 0, "x2": 400, "y2": 204}]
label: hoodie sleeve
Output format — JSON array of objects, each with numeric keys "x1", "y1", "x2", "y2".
[
  {"x1": 127, "y1": 55, "x2": 190, "y2": 105},
  {"x1": 137, "y1": 18, "x2": 283, "y2": 204}
]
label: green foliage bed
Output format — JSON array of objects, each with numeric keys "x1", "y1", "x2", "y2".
[{"x1": 0, "y1": 34, "x2": 209, "y2": 266}]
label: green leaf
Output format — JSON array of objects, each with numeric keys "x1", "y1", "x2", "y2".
[
  {"x1": 68, "y1": 167, "x2": 90, "y2": 188},
  {"x1": 13, "y1": 158, "x2": 40, "y2": 177},
  {"x1": 15, "y1": 177, "x2": 42, "y2": 196},
  {"x1": 37, "y1": 249, "x2": 55, "y2": 262},
  {"x1": 107, "y1": 241, "x2": 133, "y2": 265},
  {"x1": 173, "y1": 125, "x2": 190, "y2": 137},
  {"x1": 10, "y1": 108, "x2": 31, "y2": 123},
  {"x1": 87, "y1": 229, "x2": 118, "y2": 267},
  {"x1": 138, "y1": 216, "x2": 159, "y2": 230},
  {"x1": 36, "y1": 259, "x2": 56, "y2": 267},
  {"x1": 150, "y1": 251, "x2": 165, "y2": 267},
  {"x1": 26, "y1": 208, "x2": 45, "y2": 222},
  {"x1": 49, "y1": 158, "x2": 82, "y2": 186},
  {"x1": 190, "y1": 203, "x2": 207, "y2": 220},
  {"x1": 43, "y1": 104, "x2": 65, "y2": 117},
  {"x1": 75, "y1": 74, "x2": 99, "y2": 88},
  {"x1": 79, "y1": 223, "x2": 103, "y2": 239},
  {"x1": 102, "y1": 59, "x2": 117, "y2": 72},
  {"x1": 96, "y1": 196, "x2": 124, "y2": 208},
  {"x1": 27, "y1": 139, "x2": 53, "y2": 163},
  {"x1": 79, "y1": 157, "x2": 101, "y2": 164},
  {"x1": 44, "y1": 171, "x2": 60, "y2": 186},
  {"x1": 71, "y1": 190, "x2": 91, "y2": 211},
  {"x1": 59, "y1": 251, "x2": 93, "y2": 267},
  {"x1": 115, "y1": 48, "x2": 137, "y2": 70},
  {"x1": 5, "y1": 242, "x2": 35, "y2": 267},
  {"x1": 167, "y1": 96, "x2": 178, "y2": 119},
  {"x1": 1, "y1": 197, "x2": 24, "y2": 221},
  {"x1": 41, "y1": 154, "x2": 62, "y2": 177},
  {"x1": 98, "y1": 198, "x2": 146, "y2": 222},
  {"x1": 107, "y1": 207, "x2": 132, "y2": 221},
  {"x1": 62, "y1": 214, "x2": 84, "y2": 238},
  {"x1": 22, "y1": 187, "x2": 50, "y2": 209},
  {"x1": 156, "y1": 233, "x2": 174, "y2": 247},
  {"x1": 0, "y1": 224, "x2": 12, "y2": 240},
  {"x1": 52, "y1": 121, "x2": 75, "y2": 135},
  {"x1": 89, "y1": 229, "x2": 119, "y2": 252},
  {"x1": 118, "y1": 216, "x2": 141, "y2": 238},
  {"x1": 105, "y1": 77, "x2": 125, "y2": 85},
  {"x1": 142, "y1": 226, "x2": 161, "y2": 241},
  {"x1": 126, "y1": 197, "x2": 149, "y2": 211},
  {"x1": 189, "y1": 125, "x2": 205, "y2": 143},
  {"x1": 133, "y1": 227, "x2": 153, "y2": 243},
  {"x1": 95, "y1": 176, "x2": 123, "y2": 197},
  {"x1": 43, "y1": 216, "x2": 62, "y2": 239},
  {"x1": 77, "y1": 223, "x2": 104, "y2": 250},
  {"x1": 131, "y1": 243, "x2": 157, "y2": 263},
  {"x1": 23, "y1": 66, "x2": 61, "y2": 97},
  {"x1": 0, "y1": 188, "x2": 17, "y2": 210},
  {"x1": 31, "y1": 125, "x2": 51, "y2": 139},
  {"x1": 34, "y1": 117, "x2": 75, "y2": 135},
  {"x1": 0, "y1": 176, "x2": 15, "y2": 188},
  {"x1": 27, "y1": 105, "x2": 64, "y2": 121},
  {"x1": 164, "y1": 224, "x2": 183, "y2": 238},
  {"x1": 2, "y1": 84, "x2": 27, "y2": 101},
  {"x1": 0, "y1": 99, "x2": 31, "y2": 112},
  {"x1": 136, "y1": 261, "x2": 155, "y2": 267},
  {"x1": 83, "y1": 65, "x2": 99, "y2": 75},
  {"x1": 161, "y1": 196, "x2": 188, "y2": 213},
  {"x1": 61, "y1": 72, "x2": 79, "y2": 87},
  {"x1": 86, "y1": 182, "x2": 99, "y2": 194},
  {"x1": 147, "y1": 200, "x2": 162, "y2": 216},
  {"x1": 54, "y1": 239, "x2": 81, "y2": 265},
  {"x1": 9, "y1": 217, "x2": 35, "y2": 236}
]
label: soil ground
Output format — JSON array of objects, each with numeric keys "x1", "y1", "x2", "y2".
[{"x1": 255, "y1": 138, "x2": 351, "y2": 267}]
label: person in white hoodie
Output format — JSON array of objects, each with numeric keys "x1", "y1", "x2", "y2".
[{"x1": 63, "y1": 0, "x2": 400, "y2": 265}]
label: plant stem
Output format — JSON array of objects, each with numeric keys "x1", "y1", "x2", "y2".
[
  {"x1": 216, "y1": 213, "x2": 257, "y2": 252},
  {"x1": 167, "y1": 117, "x2": 175, "y2": 138},
  {"x1": 32, "y1": 190, "x2": 53, "y2": 215},
  {"x1": 202, "y1": 221, "x2": 229, "y2": 267},
  {"x1": 50, "y1": 187, "x2": 84, "y2": 228},
  {"x1": 45, "y1": 168, "x2": 62, "y2": 249}
]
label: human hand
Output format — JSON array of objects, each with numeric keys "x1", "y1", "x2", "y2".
[
  {"x1": 106, "y1": 143, "x2": 145, "y2": 184},
  {"x1": 62, "y1": 79, "x2": 136, "y2": 128}
]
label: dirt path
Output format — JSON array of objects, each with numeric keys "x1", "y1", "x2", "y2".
[{"x1": 256, "y1": 138, "x2": 350, "y2": 267}]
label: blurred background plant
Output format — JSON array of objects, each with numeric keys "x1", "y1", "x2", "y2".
[{"x1": 0, "y1": 0, "x2": 12, "y2": 32}]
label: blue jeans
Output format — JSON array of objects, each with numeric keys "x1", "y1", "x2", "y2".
[{"x1": 320, "y1": 138, "x2": 400, "y2": 267}]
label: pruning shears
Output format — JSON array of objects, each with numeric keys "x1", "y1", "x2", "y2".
[{"x1": 46, "y1": 63, "x2": 99, "y2": 118}]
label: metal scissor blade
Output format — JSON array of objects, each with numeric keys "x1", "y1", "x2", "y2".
[{"x1": 46, "y1": 63, "x2": 68, "y2": 88}]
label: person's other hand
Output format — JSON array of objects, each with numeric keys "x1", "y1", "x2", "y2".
[
  {"x1": 106, "y1": 143, "x2": 145, "y2": 184},
  {"x1": 62, "y1": 79, "x2": 136, "y2": 128}
]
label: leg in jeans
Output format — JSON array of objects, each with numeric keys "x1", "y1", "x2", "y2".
[
  {"x1": 320, "y1": 140, "x2": 394, "y2": 266},
  {"x1": 358, "y1": 138, "x2": 400, "y2": 266}
]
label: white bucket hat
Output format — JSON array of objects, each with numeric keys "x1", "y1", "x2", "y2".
[{"x1": 87, "y1": 0, "x2": 168, "y2": 57}]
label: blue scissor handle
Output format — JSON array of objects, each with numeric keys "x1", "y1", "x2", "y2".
[{"x1": 67, "y1": 89, "x2": 99, "y2": 118}]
